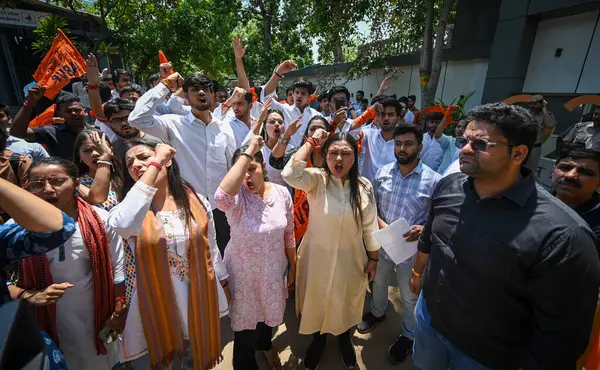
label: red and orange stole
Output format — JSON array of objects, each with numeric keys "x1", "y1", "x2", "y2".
[
  {"x1": 135, "y1": 190, "x2": 222, "y2": 370},
  {"x1": 19, "y1": 198, "x2": 115, "y2": 354}
]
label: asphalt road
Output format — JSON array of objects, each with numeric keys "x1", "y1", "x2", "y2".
[{"x1": 215, "y1": 287, "x2": 414, "y2": 370}]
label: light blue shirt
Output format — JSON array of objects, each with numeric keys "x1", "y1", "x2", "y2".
[
  {"x1": 5, "y1": 136, "x2": 49, "y2": 160},
  {"x1": 373, "y1": 161, "x2": 441, "y2": 262}
]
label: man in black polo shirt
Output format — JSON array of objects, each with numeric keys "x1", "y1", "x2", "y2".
[
  {"x1": 552, "y1": 148, "x2": 600, "y2": 240},
  {"x1": 410, "y1": 102, "x2": 600, "y2": 369},
  {"x1": 10, "y1": 84, "x2": 88, "y2": 159}
]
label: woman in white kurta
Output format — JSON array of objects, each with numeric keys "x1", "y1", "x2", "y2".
[
  {"x1": 282, "y1": 130, "x2": 379, "y2": 370},
  {"x1": 10, "y1": 157, "x2": 124, "y2": 370},
  {"x1": 107, "y1": 140, "x2": 229, "y2": 370}
]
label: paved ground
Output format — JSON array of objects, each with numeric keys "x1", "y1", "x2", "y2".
[{"x1": 215, "y1": 287, "x2": 414, "y2": 370}]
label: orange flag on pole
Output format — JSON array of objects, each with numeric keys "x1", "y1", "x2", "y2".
[
  {"x1": 33, "y1": 29, "x2": 86, "y2": 99},
  {"x1": 158, "y1": 50, "x2": 175, "y2": 75},
  {"x1": 28, "y1": 104, "x2": 56, "y2": 128}
]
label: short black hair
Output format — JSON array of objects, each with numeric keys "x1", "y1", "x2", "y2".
[
  {"x1": 0, "y1": 102, "x2": 6, "y2": 114},
  {"x1": 318, "y1": 91, "x2": 329, "y2": 102},
  {"x1": 394, "y1": 123, "x2": 424, "y2": 145},
  {"x1": 113, "y1": 69, "x2": 132, "y2": 84},
  {"x1": 214, "y1": 81, "x2": 228, "y2": 94},
  {"x1": 362, "y1": 99, "x2": 368, "y2": 104},
  {"x1": 99, "y1": 82, "x2": 113, "y2": 103},
  {"x1": 119, "y1": 85, "x2": 143, "y2": 97},
  {"x1": 243, "y1": 91, "x2": 252, "y2": 104},
  {"x1": 102, "y1": 74, "x2": 113, "y2": 82},
  {"x1": 371, "y1": 95, "x2": 385, "y2": 105},
  {"x1": 285, "y1": 86, "x2": 294, "y2": 94},
  {"x1": 382, "y1": 97, "x2": 403, "y2": 115},
  {"x1": 55, "y1": 92, "x2": 81, "y2": 109},
  {"x1": 103, "y1": 98, "x2": 136, "y2": 119},
  {"x1": 293, "y1": 80, "x2": 316, "y2": 95},
  {"x1": 183, "y1": 72, "x2": 214, "y2": 93},
  {"x1": 399, "y1": 96, "x2": 409, "y2": 104},
  {"x1": 425, "y1": 112, "x2": 445, "y2": 121},
  {"x1": 356, "y1": 90, "x2": 365, "y2": 96},
  {"x1": 466, "y1": 102, "x2": 538, "y2": 155},
  {"x1": 556, "y1": 148, "x2": 600, "y2": 171},
  {"x1": 408, "y1": 95, "x2": 417, "y2": 101},
  {"x1": 328, "y1": 86, "x2": 350, "y2": 102},
  {"x1": 148, "y1": 73, "x2": 160, "y2": 85}
]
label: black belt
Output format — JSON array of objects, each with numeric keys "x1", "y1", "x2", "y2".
[{"x1": 534, "y1": 143, "x2": 542, "y2": 148}]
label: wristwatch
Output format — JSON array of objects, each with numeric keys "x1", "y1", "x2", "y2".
[{"x1": 278, "y1": 137, "x2": 290, "y2": 145}]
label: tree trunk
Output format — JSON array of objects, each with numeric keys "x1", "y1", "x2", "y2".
[
  {"x1": 334, "y1": 41, "x2": 344, "y2": 63},
  {"x1": 421, "y1": 0, "x2": 454, "y2": 108},
  {"x1": 419, "y1": 0, "x2": 434, "y2": 109},
  {"x1": 263, "y1": 13, "x2": 272, "y2": 56}
]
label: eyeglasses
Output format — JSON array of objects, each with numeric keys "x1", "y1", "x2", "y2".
[
  {"x1": 110, "y1": 117, "x2": 129, "y2": 126},
  {"x1": 26, "y1": 177, "x2": 70, "y2": 193},
  {"x1": 456, "y1": 137, "x2": 514, "y2": 152}
]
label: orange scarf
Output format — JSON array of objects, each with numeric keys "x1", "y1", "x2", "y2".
[
  {"x1": 19, "y1": 198, "x2": 114, "y2": 354},
  {"x1": 135, "y1": 190, "x2": 222, "y2": 369}
]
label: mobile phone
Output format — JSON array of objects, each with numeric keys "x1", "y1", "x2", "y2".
[{"x1": 335, "y1": 99, "x2": 346, "y2": 111}]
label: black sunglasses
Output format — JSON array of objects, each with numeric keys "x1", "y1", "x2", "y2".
[{"x1": 456, "y1": 137, "x2": 514, "y2": 152}]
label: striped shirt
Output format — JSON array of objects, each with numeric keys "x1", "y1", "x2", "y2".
[{"x1": 373, "y1": 160, "x2": 441, "y2": 262}]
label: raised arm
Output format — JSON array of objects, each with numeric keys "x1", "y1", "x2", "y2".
[
  {"x1": 272, "y1": 114, "x2": 302, "y2": 158},
  {"x1": 376, "y1": 76, "x2": 392, "y2": 97},
  {"x1": 85, "y1": 54, "x2": 106, "y2": 120},
  {"x1": 218, "y1": 135, "x2": 263, "y2": 199},
  {"x1": 281, "y1": 128, "x2": 328, "y2": 193},
  {"x1": 263, "y1": 60, "x2": 297, "y2": 98},
  {"x1": 10, "y1": 84, "x2": 45, "y2": 141},
  {"x1": 349, "y1": 104, "x2": 380, "y2": 131},
  {"x1": 220, "y1": 87, "x2": 248, "y2": 118},
  {"x1": 108, "y1": 144, "x2": 175, "y2": 238},
  {"x1": 128, "y1": 73, "x2": 183, "y2": 141},
  {"x1": 78, "y1": 131, "x2": 113, "y2": 205},
  {"x1": 233, "y1": 35, "x2": 250, "y2": 91}
]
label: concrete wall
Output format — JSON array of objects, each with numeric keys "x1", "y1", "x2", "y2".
[
  {"x1": 523, "y1": 11, "x2": 600, "y2": 93},
  {"x1": 281, "y1": 58, "x2": 489, "y2": 112}
]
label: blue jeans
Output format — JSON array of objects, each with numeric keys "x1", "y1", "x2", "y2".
[
  {"x1": 412, "y1": 294, "x2": 490, "y2": 370},
  {"x1": 370, "y1": 256, "x2": 418, "y2": 340}
]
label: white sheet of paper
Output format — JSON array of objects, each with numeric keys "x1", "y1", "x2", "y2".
[{"x1": 372, "y1": 218, "x2": 418, "y2": 264}]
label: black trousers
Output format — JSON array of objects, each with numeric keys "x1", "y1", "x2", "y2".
[
  {"x1": 212, "y1": 208, "x2": 230, "y2": 256},
  {"x1": 233, "y1": 322, "x2": 273, "y2": 370}
]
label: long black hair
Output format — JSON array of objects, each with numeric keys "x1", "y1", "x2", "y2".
[
  {"x1": 73, "y1": 129, "x2": 124, "y2": 200},
  {"x1": 321, "y1": 133, "x2": 369, "y2": 226},
  {"x1": 260, "y1": 109, "x2": 285, "y2": 142},
  {"x1": 125, "y1": 139, "x2": 196, "y2": 227}
]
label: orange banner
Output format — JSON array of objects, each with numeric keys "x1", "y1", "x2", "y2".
[
  {"x1": 29, "y1": 104, "x2": 56, "y2": 128},
  {"x1": 503, "y1": 94, "x2": 533, "y2": 105},
  {"x1": 564, "y1": 95, "x2": 600, "y2": 111},
  {"x1": 158, "y1": 50, "x2": 174, "y2": 74},
  {"x1": 33, "y1": 29, "x2": 86, "y2": 99}
]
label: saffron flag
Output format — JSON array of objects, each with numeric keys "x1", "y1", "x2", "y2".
[
  {"x1": 158, "y1": 50, "x2": 174, "y2": 75},
  {"x1": 33, "y1": 29, "x2": 86, "y2": 99},
  {"x1": 29, "y1": 104, "x2": 56, "y2": 128}
]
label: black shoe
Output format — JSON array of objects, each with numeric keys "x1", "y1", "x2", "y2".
[
  {"x1": 338, "y1": 332, "x2": 357, "y2": 369},
  {"x1": 304, "y1": 333, "x2": 327, "y2": 370},
  {"x1": 388, "y1": 335, "x2": 413, "y2": 365},
  {"x1": 357, "y1": 312, "x2": 386, "y2": 334}
]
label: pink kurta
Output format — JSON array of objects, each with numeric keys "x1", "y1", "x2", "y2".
[{"x1": 215, "y1": 183, "x2": 295, "y2": 332}]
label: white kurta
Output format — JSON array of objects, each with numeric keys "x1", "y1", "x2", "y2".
[
  {"x1": 10, "y1": 206, "x2": 125, "y2": 370},
  {"x1": 107, "y1": 182, "x2": 229, "y2": 363},
  {"x1": 282, "y1": 157, "x2": 380, "y2": 335}
]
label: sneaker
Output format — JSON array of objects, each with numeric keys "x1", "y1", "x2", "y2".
[
  {"x1": 338, "y1": 332, "x2": 357, "y2": 369},
  {"x1": 304, "y1": 334, "x2": 327, "y2": 370},
  {"x1": 357, "y1": 312, "x2": 386, "y2": 334},
  {"x1": 388, "y1": 335, "x2": 413, "y2": 365}
]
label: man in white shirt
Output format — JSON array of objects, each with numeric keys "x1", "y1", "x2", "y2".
[
  {"x1": 262, "y1": 61, "x2": 321, "y2": 147},
  {"x1": 128, "y1": 71, "x2": 237, "y2": 254},
  {"x1": 359, "y1": 98, "x2": 403, "y2": 185},
  {"x1": 224, "y1": 91, "x2": 254, "y2": 147},
  {"x1": 420, "y1": 112, "x2": 445, "y2": 172},
  {"x1": 111, "y1": 69, "x2": 133, "y2": 99}
]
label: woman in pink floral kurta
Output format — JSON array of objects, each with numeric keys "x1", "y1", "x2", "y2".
[{"x1": 215, "y1": 135, "x2": 296, "y2": 370}]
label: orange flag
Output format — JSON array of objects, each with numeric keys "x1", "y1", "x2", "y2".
[
  {"x1": 158, "y1": 50, "x2": 174, "y2": 74},
  {"x1": 29, "y1": 104, "x2": 56, "y2": 128},
  {"x1": 33, "y1": 29, "x2": 86, "y2": 99}
]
